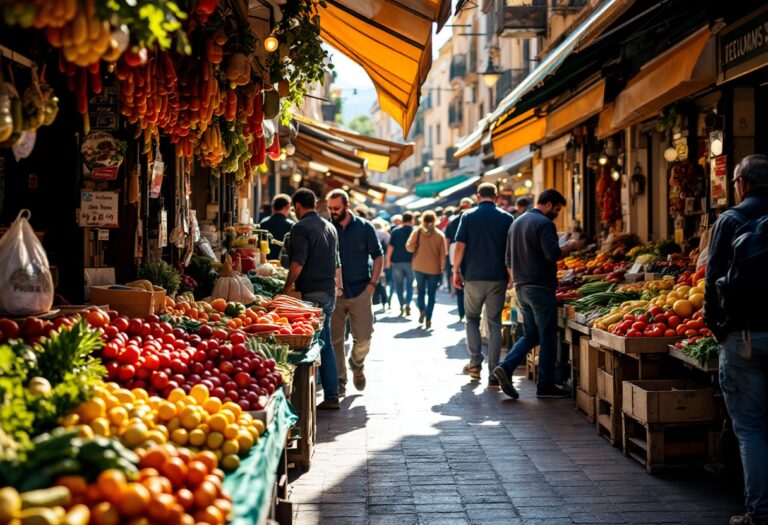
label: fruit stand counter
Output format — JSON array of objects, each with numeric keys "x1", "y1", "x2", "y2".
[
  {"x1": 223, "y1": 389, "x2": 297, "y2": 525},
  {"x1": 287, "y1": 342, "x2": 321, "y2": 471}
]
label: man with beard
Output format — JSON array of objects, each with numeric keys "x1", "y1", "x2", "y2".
[
  {"x1": 326, "y1": 189, "x2": 384, "y2": 396},
  {"x1": 493, "y1": 189, "x2": 581, "y2": 399}
]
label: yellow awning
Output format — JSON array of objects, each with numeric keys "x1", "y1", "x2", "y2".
[
  {"x1": 612, "y1": 26, "x2": 714, "y2": 129},
  {"x1": 492, "y1": 111, "x2": 547, "y2": 159},
  {"x1": 546, "y1": 80, "x2": 605, "y2": 138},
  {"x1": 596, "y1": 104, "x2": 616, "y2": 140},
  {"x1": 295, "y1": 114, "x2": 414, "y2": 172},
  {"x1": 319, "y1": 0, "x2": 450, "y2": 138}
]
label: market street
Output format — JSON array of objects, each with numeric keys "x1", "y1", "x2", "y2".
[{"x1": 290, "y1": 292, "x2": 742, "y2": 525}]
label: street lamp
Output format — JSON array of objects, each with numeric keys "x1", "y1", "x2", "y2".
[{"x1": 480, "y1": 57, "x2": 500, "y2": 88}]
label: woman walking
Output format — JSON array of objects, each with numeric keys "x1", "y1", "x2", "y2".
[{"x1": 406, "y1": 210, "x2": 446, "y2": 330}]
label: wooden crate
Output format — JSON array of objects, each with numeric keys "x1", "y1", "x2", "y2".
[
  {"x1": 622, "y1": 380, "x2": 717, "y2": 424},
  {"x1": 596, "y1": 398, "x2": 619, "y2": 446},
  {"x1": 575, "y1": 387, "x2": 596, "y2": 423},
  {"x1": 591, "y1": 329, "x2": 680, "y2": 355},
  {"x1": 596, "y1": 368, "x2": 614, "y2": 402},
  {"x1": 668, "y1": 347, "x2": 719, "y2": 373},
  {"x1": 579, "y1": 338, "x2": 599, "y2": 395},
  {"x1": 622, "y1": 412, "x2": 718, "y2": 473},
  {"x1": 287, "y1": 361, "x2": 318, "y2": 471}
]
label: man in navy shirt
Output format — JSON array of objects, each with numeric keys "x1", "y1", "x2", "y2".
[
  {"x1": 386, "y1": 211, "x2": 415, "y2": 316},
  {"x1": 327, "y1": 189, "x2": 384, "y2": 396},
  {"x1": 453, "y1": 183, "x2": 513, "y2": 387},
  {"x1": 493, "y1": 189, "x2": 580, "y2": 399},
  {"x1": 259, "y1": 194, "x2": 294, "y2": 258},
  {"x1": 445, "y1": 198, "x2": 473, "y2": 321}
]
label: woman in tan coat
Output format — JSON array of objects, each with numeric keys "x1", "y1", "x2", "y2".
[{"x1": 406, "y1": 210, "x2": 446, "y2": 329}]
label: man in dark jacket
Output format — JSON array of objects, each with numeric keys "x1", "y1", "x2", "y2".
[
  {"x1": 493, "y1": 189, "x2": 580, "y2": 399},
  {"x1": 704, "y1": 154, "x2": 768, "y2": 525},
  {"x1": 282, "y1": 189, "x2": 342, "y2": 410},
  {"x1": 260, "y1": 194, "x2": 294, "y2": 258}
]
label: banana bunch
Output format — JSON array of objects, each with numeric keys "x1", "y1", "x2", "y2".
[
  {"x1": 33, "y1": 0, "x2": 77, "y2": 29},
  {"x1": 195, "y1": 122, "x2": 226, "y2": 167},
  {"x1": 1, "y1": 3, "x2": 37, "y2": 29},
  {"x1": 46, "y1": 0, "x2": 111, "y2": 67}
]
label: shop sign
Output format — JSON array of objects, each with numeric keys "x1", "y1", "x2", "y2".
[
  {"x1": 88, "y1": 87, "x2": 119, "y2": 131},
  {"x1": 79, "y1": 190, "x2": 119, "y2": 228},
  {"x1": 718, "y1": 6, "x2": 768, "y2": 83},
  {"x1": 710, "y1": 155, "x2": 728, "y2": 207}
]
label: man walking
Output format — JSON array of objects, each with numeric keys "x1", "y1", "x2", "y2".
[
  {"x1": 704, "y1": 155, "x2": 768, "y2": 525},
  {"x1": 493, "y1": 189, "x2": 580, "y2": 399},
  {"x1": 453, "y1": 184, "x2": 513, "y2": 387},
  {"x1": 386, "y1": 211, "x2": 415, "y2": 316},
  {"x1": 282, "y1": 188, "x2": 342, "y2": 409},
  {"x1": 327, "y1": 189, "x2": 384, "y2": 396},
  {"x1": 445, "y1": 198, "x2": 473, "y2": 320},
  {"x1": 259, "y1": 193, "x2": 294, "y2": 258}
]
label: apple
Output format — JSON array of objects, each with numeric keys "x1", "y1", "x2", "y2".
[
  {"x1": 212, "y1": 387, "x2": 226, "y2": 399},
  {"x1": 234, "y1": 372, "x2": 251, "y2": 388},
  {"x1": 224, "y1": 381, "x2": 237, "y2": 392},
  {"x1": 226, "y1": 390, "x2": 239, "y2": 401}
]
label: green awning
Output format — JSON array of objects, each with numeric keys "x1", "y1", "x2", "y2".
[{"x1": 414, "y1": 174, "x2": 469, "y2": 197}]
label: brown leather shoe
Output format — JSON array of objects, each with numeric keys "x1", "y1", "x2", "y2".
[{"x1": 352, "y1": 369, "x2": 366, "y2": 391}]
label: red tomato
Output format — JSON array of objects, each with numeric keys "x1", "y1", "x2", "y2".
[
  {"x1": 102, "y1": 342, "x2": 120, "y2": 359},
  {"x1": 118, "y1": 346, "x2": 141, "y2": 365},
  {"x1": 212, "y1": 329, "x2": 228, "y2": 341},
  {"x1": 113, "y1": 317, "x2": 130, "y2": 332},
  {"x1": 648, "y1": 306, "x2": 664, "y2": 318},
  {"x1": 150, "y1": 371, "x2": 170, "y2": 390},
  {"x1": 127, "y1": 318, "x2": 144, "y2": 336},
  {"x1": 118, "y1": 364, "x2": 136, "y2": 381},
  {"x1": 664, "y1": 329, "x2": 676, "y2": 337},
  {"x1": 636, "y1": 314, "x2": 650, "y2": 324},
  {"x1": 229, "y1": 332, "x2": 246, "y2": 345},
  {"x1": 0, "y1": 319, "x2": 20, "y2": 340},
  {"x1": 667, "y1": 315, "x2": 681, "y2": 329}
]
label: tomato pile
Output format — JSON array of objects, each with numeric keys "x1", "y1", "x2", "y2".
[{"x1": 609, "y1": 307, "x2": 710, "y2": 338}]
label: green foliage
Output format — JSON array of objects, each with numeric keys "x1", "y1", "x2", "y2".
[
  {"x1": 101, "y1": 0, "x2": 191, "y2": 54},
  {"x1": 138, "y1": 259, "x2": 181, "y2": 293},
  {"x1": 346, "y1": 115, "x2": 374, "y2": 137},
  {"x1": 268, "y1": 0, "x2": 332, "y2": 124}
]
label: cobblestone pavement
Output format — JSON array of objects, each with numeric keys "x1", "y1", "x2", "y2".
[{"x1": 289, "y1": 291, "x2": 741, "y2": 525}]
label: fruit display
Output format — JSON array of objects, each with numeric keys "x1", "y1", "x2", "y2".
[{"x1": 674, "y1": 336, "x2": 719, "y2": 363}]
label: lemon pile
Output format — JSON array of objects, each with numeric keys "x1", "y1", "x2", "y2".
[
  {"x1": 648, "y1": 279, "x2": 705, "y2": 316},
  {"x1": 64, "y1": 383, "x2": 266, "y2": 471}
]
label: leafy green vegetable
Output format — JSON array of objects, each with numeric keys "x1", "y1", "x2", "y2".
[
  {"x1": 681, "y1": 337, "x2": 719, "y2": 363},
  {"x1": 139, "y1": 259, "x2": 181, "y2": 293}
]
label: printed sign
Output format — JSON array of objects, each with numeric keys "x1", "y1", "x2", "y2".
[
  {"x1": 89, "y1": 86, "x2": 119, "y2": 131},
  {"x1": 710, "y1": 156, "x2": 728, "y2": 208},
  {"x1": 79, "y1": 191, "x2": 119, "y2": 228},
  {"x1": 718, "y1": 6, "x2": 768, "y2": 83}
]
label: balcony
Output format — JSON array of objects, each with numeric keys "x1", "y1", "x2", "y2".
[
  {"x1": 448, "y1": 104, "x2": 463, "y2": 128},
  {"x1": 495, "y1": 68, "x2": 529, "y2": 106},
  {"x1": 496, "y1": 0, "x2": 547, "y2": 38},
  {"x1": 445, "y1": 146, "x2": 459, "y2": 171},
  {"x1": 450, "y1": 54, "x2": 467, "y2": 81}
]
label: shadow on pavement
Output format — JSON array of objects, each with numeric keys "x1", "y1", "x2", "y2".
[{"x1": 394, "y1": 327, "x2": 432, "y2": 339}]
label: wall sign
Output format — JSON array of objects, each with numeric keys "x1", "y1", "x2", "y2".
[
  {"x1": 88, "y1": 86, "x2": 119, "y2": 131},
  {"x1": 710, "y1": 156, "x2": 728, "y2": 208},
  {"x1": 718, "y1": 5, "x2": 768, "y2": 83},
  {"x1": 79, "y1": 190, "x2": 119, "y2": 228}
]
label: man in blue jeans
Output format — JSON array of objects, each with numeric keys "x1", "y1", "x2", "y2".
[
  {"x1": 704, "y1": 155, "x2": 768, "y2": 525},
  {"x1": 282, "y1": 188, "x2": 343, "y2": 410},
  {"x1": 493, "y1": 189, "x2": 580, "y2": 399},
  {"x1": 386, "y1": 212, "x2": 415, "y2": 316}
]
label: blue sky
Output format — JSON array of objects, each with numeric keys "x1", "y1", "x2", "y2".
[{"x1": 328, "y1": 18, "x2": 453, "y2": 125}]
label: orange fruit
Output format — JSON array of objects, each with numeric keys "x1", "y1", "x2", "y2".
[
  {"x1": 175, "y1": 488, "x2": 194, "y2": 510},
  {"x1": 207, "y1": 414, "x2": 227, "y2": 433},
  {"x1": 186, "y1": 460, "x2": 208, "y2": 488},
  {"x1": 56, "y1": 475, "x2": 88, "y2": 495},
  {"x1": 213, "y1": 498, "x2": 233, "y2": 520},
  {"x1": 137, "y1": 468, "x2": 159, "y2": 480},
  {"x1": 176, "y1": 448, "x2": 193, "y2": 464},
  {"x1": 193, "y1": 480, "x2": 218, "y2": 508},
  {"x1": 195, "y1": 505, "x2": 225, "y2": 525},
  {"x1": 196, "y1": 451, "x2": 218, "y2": 472},
  {"x1": 165, "y1": 503, "x2": 185, "y2": 525},
  {"x1": 97, "y1": 469, "x2": 127, "y2": 503},
  {"x1": 116, "y1": 482, "x2": 151, "y2": 518},
  {"x1": 139, "y1": 447, "x2": 169, "y2": 470},
  {"x1": 211, "y1": 468, "x2": 225, "y2": 481},
  {"x1": 147, "y1": 492, "x2": 176, "y2": 522},
  {"x1": 672, "y1": 299, "x2": 694, "y2": 319},
  {"x1": 160, "y1": 457, "x2": 188, "y2": 489},
  {"x1": 91, "y1": 502, "x2": 120, "y2": 525},
  {"x1": 211, "y1": 298, "x2": 227, "y2": 312},
  {"x1": 84, "y1": 484, "x2": 104, "y2": 505}
]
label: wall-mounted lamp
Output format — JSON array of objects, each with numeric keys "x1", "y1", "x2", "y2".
[
  {"x1": 291, "y1": 173, "x2": 302, "y2": 184},
  {"x1": 709, "y1": 130, "x2": 723, "y2": 157},
  {"x1": 598, "y1": 151, "x2": 608, "y2": 166},
  {"x1": 285, "y1": 143, "x2": 296, "y2": 156},
  {"x1": 479, "y1": 57, "x2": 500, "y2": 88},
  {"x1": 663, "y1": 146, "x2": 678, "y2": 162},
  {"x1": 524, "y1": 179, "x2": 533, "y2": 189},
  {"x1": 264, "y1": 35, "x2": 279, "y2": 53},
  {"x1": 516, "y1": 171, "x2": 523, "y2": 178},
  {"x1": 423, "y1": 166, "x2": 431, "y2": 173},
  {"x1": 631, "y1": 162, "x2": 646, "y2": 196},
  {"x1": 611, "y1": 169, "x2": 620, "y2": 181}
]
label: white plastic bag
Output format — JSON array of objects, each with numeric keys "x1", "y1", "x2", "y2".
[{"x1": 0, "y1": 209, "x2": 54, "y2": 316}]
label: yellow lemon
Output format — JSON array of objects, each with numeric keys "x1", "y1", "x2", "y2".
[
  {"x1": 196, "y1": 423, "x2": 210, "y2": 434},
  {"x1": 60, "y1": 413, "x2": 81, "y2": 427},
  {"x1": 236, "y1": 430, "x2": 254, "y2": 453},
  {"x1": 157, "y1": 402, "x2": 177, "y2": 421},
  {"x1": 131, "y1": 388, "x2": 149, "y2": 403},
  {"x1": 122, "y1": 423, "x2": 149, "y2": 448},
  {"x1": 77, "y1": 424, "x2": 94, "y2": 440},
  {"x1": 203, "y1": 398, "x2": 222, "y2": 414},
  {"x1": 675, "y1": 285, "x2": 691, "y2": 297},
  {"x1": 114, "y1": 389, "x2": 135, "y2": 404},
  {"x1": 221, "y1": 439, "x2": 239, "y2": 456},
  {"x1": 223, "y1": 425, "x2": 239, "y2": 440},
  {"x1": 208, "y1": 414, "x2": 228, "y2": 433},
  {"x1": 146, "y1": 429, "x2": 166, "y2": 445},
  {"x1": 180, "y1": 407, "x2": 202, "y2": 430},
  {"x1": 188, "y1": 429, "x2": 207, "y2": 447},
  {"x1": 102, "y1": 394, "x2": 120, "y2": 410},
  {"x1": 220, "y1": 454, "x2": 240, "y2": 471},
  {"x1": 167, "y1": 388, "x2": 186, "y2": 403},
  {"x1": 206, "y1": 431, "x2": 224, "y2": 450},
  {"x1": 108, "y1": 406, "x2": 128, "y2": 426},
  {"x1": 252, "y1": 420, "x2": 265, "y2": 436},
  {"x1": 171, "y1": 428, "x2": 189, "y2": 446},
  {"x1": 77, "y1": 398, "x2": 107, "y2": 422},
  {"x1": 190, "y1": 385, "x2": 209, "y2": 404},
  {"x1": 688, "y1": 293, "x2": 704, "y2": 310},
  {"x1": 222, "y1": 402, "x2": 242, "y2": 418},
  {"x1": 90, "y1": 417, "x2": 110, "y2": 436},
  {"x1": 166, "y1": 417, "x2": 181, "y2": 434},
  {"x1": 148, "y1": 396, "x2": 164, "y2": 409}
]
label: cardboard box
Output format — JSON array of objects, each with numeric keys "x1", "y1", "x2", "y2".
[
  {"x1": 579, "y1": 338, "x2": 598, "y2": 395},
  {"x1": 89, "y1": 285, "x2": 166, "y2": 319},
  {"x1": 597, "y1": 368, "x2": 614, "y2": 402},
  {"x1": 622, "y1": 380, "x2": 717, "y2": 424}
]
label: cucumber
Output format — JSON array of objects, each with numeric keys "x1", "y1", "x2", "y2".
[{"x1": 20, "y1": 486, "x2": 71, "y2": 509}]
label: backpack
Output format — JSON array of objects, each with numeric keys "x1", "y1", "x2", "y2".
[{"x1": 715, "y1": 210, "x2": 768, "y2": 313}]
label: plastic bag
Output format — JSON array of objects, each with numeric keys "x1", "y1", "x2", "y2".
[{"x1": 0, "y1": 209, "x2": 54, "y2": 316}]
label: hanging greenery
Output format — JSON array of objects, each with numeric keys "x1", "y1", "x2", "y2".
[{"x1": 268, "y1": 0, "x2": 332, "y2": 124}]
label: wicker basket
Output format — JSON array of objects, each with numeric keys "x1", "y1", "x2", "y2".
[{"x1": 258, "y1": 332, "x2": 313, "y2": 350}]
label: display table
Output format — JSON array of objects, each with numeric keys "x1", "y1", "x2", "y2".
[
  {"x1": 287, "y1": 342, "x2": 321, "y2": 471},
  {"x1": 224, "y1": 389, "x2": 298, "y2": 525}
]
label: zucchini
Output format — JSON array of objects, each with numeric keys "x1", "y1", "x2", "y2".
[{"x1": 20, "y1": 486, "x2": 71, "y2": 509}]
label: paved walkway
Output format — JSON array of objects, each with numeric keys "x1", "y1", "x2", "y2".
[{"x1": 289, "y1": 291, "x2": 741, "y2": 525}]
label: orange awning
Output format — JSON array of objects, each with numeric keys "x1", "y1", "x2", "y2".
[
  {"x1": 491, "y1": 110, "x2": 546, "y2": 159},
  {"x1": 546, "y1": 80, "x2": 605, "y2": 138},
  {"x1": 612, "y1": 26, "x2": 715, "y2": 129},
  {"x1": 596, "y1": 104, "x2": 617, "y2": 139},
  {"x1": 319, "y1": 0, "x2": 450, "y2": 138}
]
